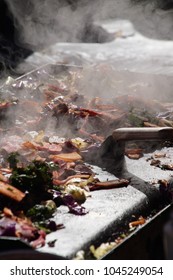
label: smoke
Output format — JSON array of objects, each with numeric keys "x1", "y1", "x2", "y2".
[
  {"x1": 3, "y1": 0, "x2": 173, "y2": 54},
  {"x1": 1, "y1": 1, "x2": 173, "y2": 102},
  {"x1": 5, "y1": 0, "x2": 101, "y2": 50},
  {"x1": 98, "y1": 0, "x2": 173, "y2": 40},
  {"x1": 1, "y1": 1, "x2": 173, "y2": 166}
]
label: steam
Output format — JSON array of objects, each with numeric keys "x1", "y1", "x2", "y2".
[
  {"x1": 1, "y1": 1, "x2": 173, "y2": 110},
  {"x1": 5, "y1": 0, "x2": 100, "y2": 50},
  {"x1": 2, "y1": 0, "x2": 173, "y2": 59},
  {"x1": 1, "y1": 1, "x2": 173, "y2": 169}
]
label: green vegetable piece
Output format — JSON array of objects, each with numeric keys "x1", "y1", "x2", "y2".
[
  {"x1": 26, "y1": 200, "x2": 56, "y2": 221},
  {"x1": 10, "y1": 160, "x2": 53, "y2": 194}
]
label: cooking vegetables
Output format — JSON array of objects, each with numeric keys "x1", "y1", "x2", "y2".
[
  {"x1": 0, "y1": 181, "x2": 25, "y2": 202},
  {"x1": 10, "y1": 160, "x2": 53, "y2": 195},
  {"x1": 26, "y1": 200, "x2": 57, "y2": 221},
  {"x1": 0, "y1": 208, "x2": 46, "y2": 248},
  {"x1": 50, "y1": 152, "x2": 82, "y2": 162},
  {"x1": 89, "y1": 179, "x2": 129, "y2": 191},
  {"x1": 1, "y1": 64, "x2": 172, "y2": 253}
]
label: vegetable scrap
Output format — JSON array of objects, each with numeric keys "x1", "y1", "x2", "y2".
[
  {"x1": 0, "y1": 140, "x2": 129, "y2": 247},
  {"x1": 125, "y1": 148, "x2": 143, "y2": 160},
  {"x1": 161, "y1": 164, "x2": 173, "y2": 171},
  {"x1": 0, "y1": 208, "x2": 46, "y2": 249},
  {"x1": 89, "y1": 179, "x2": 129, "y2": 191},
  {"x1": 148, "y1": 155, "x2": 173, "y2": 171},
  {"x1": 129, "y1": 216, "x2": 146, "y2": 228},
  {"x1": 90, "y1": 242, "x2": 117, "y2": 260},
  {"x1": 47, "y1": 239, "x2": 57, "y2": 248},
  {"x1": 73, "y1": 250, "x2": 85, "y2": 260}
]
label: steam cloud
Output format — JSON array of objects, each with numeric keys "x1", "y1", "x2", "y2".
[
  {"x1": 4, "y1": 0, "x2": 173, "y2": 53},
  {"x1": 1, "y1": 1, "x2": 173, "y2": 151},
  {"x1": 5, "y1": 0, "x2": 100, "y2": 50}
]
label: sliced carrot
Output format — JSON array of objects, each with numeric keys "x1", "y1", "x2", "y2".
[
  {"x1": 50, "y1": 152, "x2": 82, "y2": 162},
  {"x1": 89, "y1": 179, "x2": 129, "y2": 191},
  {"x1": 22, "y1": 141, "x2": 37, "y2": 150},
  {"x1": 129, "y1": 217, "x2": 146, "y2": 228},
  {"x1": 0, "y1": 181, "x2": 25, "y2": 202}
]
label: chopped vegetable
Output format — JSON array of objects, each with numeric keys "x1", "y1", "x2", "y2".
[
  {"x1": 65, "y1": 185, "x2": 86, "y2": 204},
  {"x1": 125, "y1": 148, "x2": 143, "y2": 160},
  {"x1": 0, "y1": 181, "x2": 25, "y2": 202},
  {"x1": 89, "y1": 179, "x2": 129, "y2": 191},
  {"x1": 26, "y1": 200, "x2": 57, "y2": 221},
  {"x1": 90, "y1": 242, "x2": 117, "y2": 259},
  {"x1": 129, "y1": 216, "x2": 146, "y2": 228},
  {"x1": 52, "y1": 191, "x2": 88, "y2": 215},
  {"x1": 161, "y1": 163, "x2": 173, "y2": 171},
  {"x1": 73, "y1": 250, "x2": 85, "y2": 260},
  {"x1": 10, "y1": 160, "x2": 53, "y2": 196},
  {"x1": 1, "y1": 65, "x2": 173, "y2": 255},
  {"x1": 0, "y1": 208, "x2": 46, "y2": 248},
  {"x1": 50, "y1": 152, "x2": 82, "y2": 162}
]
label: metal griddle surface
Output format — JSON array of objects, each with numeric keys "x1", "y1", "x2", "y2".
[
  {"x1": 127, "y1": 147, "x2": 173, "y2": 183},
  {"x1": 38, "y1": 165, "x2": 147, "y2": 259},
  {"x1": 1, "y1": 64, "x2": 171, "y2": 259}
]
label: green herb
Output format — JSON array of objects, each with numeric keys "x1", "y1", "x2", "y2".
[
  {"x1": 10, "y1": 160, "x2": 53, "y2": 194},
  {"x1": 26, "y1": 200, "x2": 57, "y2": 221}
]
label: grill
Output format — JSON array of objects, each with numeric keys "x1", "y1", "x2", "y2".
[{"x1": 0, "y1": 64, "x2": 173, "y2": 260}]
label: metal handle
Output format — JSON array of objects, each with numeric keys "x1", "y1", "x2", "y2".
[
  {"x1": 112, "y1": 127, "x2": 173, "y2": 141},
  {"x1": 99, "y1": 127, "x2": 173, "y2": 171},
  {"x1": 92, "y1": 127, "x2": 173, "y2": 175}
]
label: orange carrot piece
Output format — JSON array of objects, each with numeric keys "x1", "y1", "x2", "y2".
[
  {"x1": 0, "y1": 181, "x2": 25, "y2": 202},
  {"x1": 89, "y1": 179, "x2": 129, "y2": 191},
  {"x1": 50, "y1": 152, "x2": 82, "y2": 162},
  {"x1": 129, "y1": 217, "x2": 146, "y2": 228}
]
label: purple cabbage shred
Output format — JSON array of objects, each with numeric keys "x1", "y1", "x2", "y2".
[{"x1": 52, "y1": 190, "x2": 88, "y2": 215}]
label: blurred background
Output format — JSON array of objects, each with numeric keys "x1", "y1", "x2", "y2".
[{"x1": 1, "y1": 0, "x2": 173, "y2": 77}]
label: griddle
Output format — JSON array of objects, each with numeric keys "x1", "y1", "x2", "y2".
[{"x1": 0, "y1": 64, "x2": 173, "y2": 259}]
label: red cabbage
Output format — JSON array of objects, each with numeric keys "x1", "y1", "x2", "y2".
[{"x1": 52, "y1": 190, "x2": 88, "y2": 215}]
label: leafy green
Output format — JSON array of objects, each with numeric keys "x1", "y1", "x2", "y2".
[
  {"x1": 26, "y1": 200, "x2": 57, "y2": 221},
  {"x1": 10, "y1": 160, "x2": 53, "y2": 190}
]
